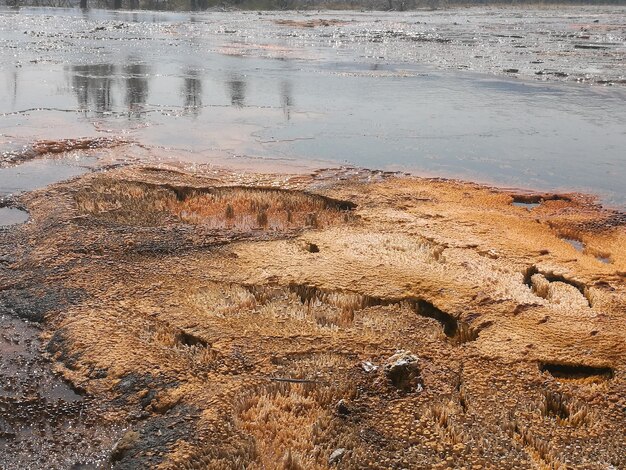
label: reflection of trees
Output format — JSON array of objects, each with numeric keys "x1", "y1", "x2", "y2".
[
  {"x1": 181, "y1": 68, "x2": 202, "y2": 117},
  {"x1": 68, "y1": 62, "x2": 150, "y2": 118},
  {"x1": 6, "y1": 67, "x2": 19, "y2": 109},
  {"x1": 123, "y1": 62, "x2": 150, "y2": 118},
  {"x1": 227, "y1": 77, "x2": 246, "y2": 108},
  {"x1": 280, "y1": 80, "x2": 293, "y2": 120},
  {"x1": 70, "y1": 64, "x2": 115, "y2": 114}
]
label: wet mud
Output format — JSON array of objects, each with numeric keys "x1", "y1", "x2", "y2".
[
  {"x1": 0, "y1": 315, "x2": 122, "y2": 469},
  {"x1": 1, "y1": 165, "x2": 625, "y2": 468}
]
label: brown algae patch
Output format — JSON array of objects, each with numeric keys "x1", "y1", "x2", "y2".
[
  {"x1": 74, "y1": 179, "x2": 356, "y2": 230},
  {"x1": 1, "y1": 137, "x2": 129, "y2": 167},
  {"x1": 2, "y1": 166, "x2": 625, "y2": 469}
]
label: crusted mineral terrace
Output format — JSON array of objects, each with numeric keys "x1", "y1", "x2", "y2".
[{"x1": 1, "y1": 166, "x2": 625, "y2": 469}]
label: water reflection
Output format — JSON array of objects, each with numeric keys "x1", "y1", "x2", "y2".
[
  {"x1": 69, "y1": 64, "x2": 115, "y2": 114},
  {"x1": 227, "y1": 76, "x2": 246, "y2": 108},
  {"x1": 123, "y1": 61, "x2": 150, "y2": 118},
  {"x1": 280, "y1": 80, "x2": 293, "y2": 120},
  {"x1": 67, "y1": 61, "x2": 150, "y2": 118},
  {"x1": 7, "y1": 67, "x2": 18, "y2": 108},
  {"x1": 181, "y1": 68, "x2": 202, "y2": 117}
]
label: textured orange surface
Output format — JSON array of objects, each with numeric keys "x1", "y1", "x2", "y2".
[{"x1": 9, "y1": 166, "x2": 625, "y2": 469}]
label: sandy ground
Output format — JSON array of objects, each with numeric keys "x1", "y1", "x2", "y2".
[{"x1": 1, "y1": 163, "x2": 624, "y2": 469}]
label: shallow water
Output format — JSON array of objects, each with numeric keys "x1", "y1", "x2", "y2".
[
  {"x1": 0, "y1": 314, "x2": 120, "y2": 468},
  {"x1": 1, "y1": 6, "x2": 625, "y2": 206},
  {"x1": 563, "y1": 237, "x2": 585, "y2": 252},
  {"x1": 0, "y1": 207, "x2": 29, "y2": 226},
  {"x1": 511, "y1": 201, "x2": 540, "y2": 210},
  {"x1": 0, "y1": 157, "x2": 95, "y2": 197},
  {"x1": 0, "y1": 155, "x2": 96, "y2": 226}
]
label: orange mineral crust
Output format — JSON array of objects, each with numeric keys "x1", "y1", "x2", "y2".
[{"x1": 3, "y1": 165, "x2": 624, "y2": 469}]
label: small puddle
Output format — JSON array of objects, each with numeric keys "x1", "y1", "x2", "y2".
[
  {"x1": 0, "y1": 157, "x2": 96, "y2": 197},
  {"x1": 512, "y1": 201, "x2": 541, "y2": 210},
  {"x1": 563, "y1": 238, "x2": 585, "y2": 252},
  {"x1": 596, "y1": 255, "x2": 612, "y2": 264},
  {"x1": 0, "y1": 207, "x2": 28, "y2": 227}
]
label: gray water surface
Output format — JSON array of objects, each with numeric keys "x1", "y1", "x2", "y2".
[
  {"x1": 0, "y1": 157, "x2": 95, "y2": 226},
  {"x1": 0, "y1": 158, "x2": 95, "y2": 197},
  {"x1": 0, "y1": 207, "x2": 29, "y2": 226},
  {"x1": 1, "y1": 7, "x2": 625, "y2": 206}
]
